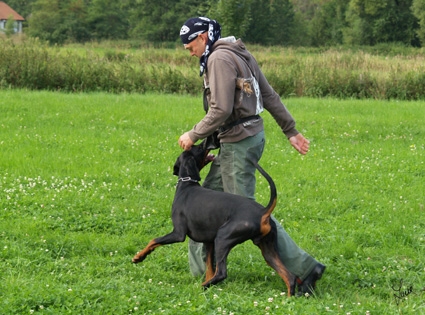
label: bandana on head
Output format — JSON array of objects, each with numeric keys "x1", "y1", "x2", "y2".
[{"x1": 180, "y1": 17, "x2": 221, "y2": 76}]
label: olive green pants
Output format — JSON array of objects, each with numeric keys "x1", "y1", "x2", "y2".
[{"x1": 188, "y1": 131, "x2": 318, "y2": 280}]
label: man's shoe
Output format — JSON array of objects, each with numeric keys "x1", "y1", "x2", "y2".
[{"x1": 297, "y1": 263, "x2": 326, "y2": 296}]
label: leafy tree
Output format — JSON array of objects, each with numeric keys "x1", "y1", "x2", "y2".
[
  {"x1": 176, "y1": 0, "x2": 213, "y2": 18},
  {"x1": 240, "y1": 0, "x2": 295, "y2": 45},
  {"x1": 344, "y1": 0, "x2": 417, "y2": 45},
  {"x1": 290, "y1": 0, "x2": 349, "y2": 46},
  {"x1": 27, "y1": 0, "x2": 63, "y2": 43},
  {"x1": 20, "y1": 0, "x2": 422, "y2": 47},
  {"x1": 129, "y1": 0, "x2": 205, "y2": 42},
  {"x1": 243, "y1": 0, "x2": 272, "y2": 44},
  {"x1": 28, "y1": 0, "x2": 92, "y2": 44},
  {"x1": 310, "y1": 0, "x2": 348, "y2": 46},
  {"x1": 412, "y1": 0, "x2": 425, "y2": 46},
  {"x1": 211, "y1": 0, "x2": 252, "y2": 39},
  {"x1": 87, "y1": 0, "x2": 129, "y2": 40},
  {"x1": 5, "y1": 15, "x2": 16, "y2": 36},
  {"x1": 289, "y1": 10, "x2": 312, "y2": 46},
  {"x1": 63, "y1": 0, "x2": 91, "y2": 42},
  {"x1": 269, "y1": 0, "x2": 296, "y2": 45},
  {"x1": 129, "y1": 0, "x2": 172, "y2": 41}
]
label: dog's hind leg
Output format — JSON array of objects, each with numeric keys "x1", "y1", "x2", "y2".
[
  {"x1": 255, "y1": 232, "x2": 296, "y2": 297},
  {"x1": 204, "y1": 242, "x2": 215, "y2": 283},
  {"x1": 202, "y1": 228, "x2": 249, "y2": 288},
  {"x1": 201, "y1": 244, "x2": 232, "y2": 288}
]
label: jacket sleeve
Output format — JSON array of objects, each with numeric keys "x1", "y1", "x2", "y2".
[
  {"x1": 188, "y1": 56, "x2": 236, "y2": 142},
  {"x1": 257, "y1": 68, "x2": 299, "y2": 138}
]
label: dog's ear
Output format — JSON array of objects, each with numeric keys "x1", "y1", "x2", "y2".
[
  {"x1": 184, "y1": 155, "x2": 201, "y2": 181},
  {"x1": 202, "y1": 132, "x2": 220, "y2": 150},
  {"x1": 173, "y1": 156, "x2": 181, "y2": 176}
]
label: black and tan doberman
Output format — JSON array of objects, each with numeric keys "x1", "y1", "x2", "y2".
[{"x1": 132, "y1": 140, "x2": 296, "y2": 296}]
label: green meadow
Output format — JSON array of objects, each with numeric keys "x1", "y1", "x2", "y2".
[
  {"x1": 0, "y1": 90, "x2": 424, "y2": 314},
  {"x1": 2, "y1": 38, "x2": 425, "y2": 99}
]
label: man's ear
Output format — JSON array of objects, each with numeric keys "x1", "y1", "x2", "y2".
[{"x1": 199, "y1": 32, "x2": 208, "y2": 44}]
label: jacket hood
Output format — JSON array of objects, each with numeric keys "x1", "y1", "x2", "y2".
[{"x1": 212, "y1": 36, "x2": 252, "y2": 65}]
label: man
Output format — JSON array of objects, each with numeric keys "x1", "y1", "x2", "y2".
[{"x1": 178, "y1": 17, "x2": 325, "y2": 295}]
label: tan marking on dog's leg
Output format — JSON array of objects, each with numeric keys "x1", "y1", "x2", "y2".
[
  {"x1": 258, "y1": 241, "x2": 296, "y2": 297},
  {"x1": 204, "y1": 243, "x2": 215, "y2": 283},
  {"x1": 202, "y1": 269, "x2": 218, "y2": 287},
  {"x1": 272, "y1": 257, "x2": 296, "y2": 297},
  {"x1": 132, "y1": 240, "x2": 161, "y2": 263}
]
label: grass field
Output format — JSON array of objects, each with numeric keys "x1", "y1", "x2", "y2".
[
  {"x1": 0, "y1": 90, "x2": 424, "y2": 314},
  {"x1": 3, "y1": 38, "x2": 425, "y2": 99}
]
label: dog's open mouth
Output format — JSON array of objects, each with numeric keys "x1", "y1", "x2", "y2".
[
  {"x1": 200, "y1": 151, "x2": 215, "y2": 169},
  {"x1": 205, "y1": 153, "x2": 215, "y2": 163}
]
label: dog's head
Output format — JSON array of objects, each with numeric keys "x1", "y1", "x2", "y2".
[{"x1": 173, "y1": 139, "x2": 214, "y2": 180}]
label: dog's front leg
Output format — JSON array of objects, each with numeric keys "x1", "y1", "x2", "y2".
[{"x1": 132, "y1": 230, "x2": 186, "y2": 263}]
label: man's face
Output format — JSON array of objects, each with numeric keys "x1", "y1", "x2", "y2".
[{"x1": 184, "y1": 33, "x2": 207, "y2": 58}]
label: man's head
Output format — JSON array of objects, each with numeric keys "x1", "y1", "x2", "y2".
[
  {"x1": 180, "y1": 17, "x2": 221, "y2": 75},
  {"x1": 183, "y1": 31, "x2": 208, "y2": 58},
  {"x1": 180, "y1": 17, "x2": 211, "y2": 46}
]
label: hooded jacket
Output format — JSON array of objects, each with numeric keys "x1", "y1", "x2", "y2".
[{"x1": 188, "y1": 37, "x2": 299, "y2": 144}]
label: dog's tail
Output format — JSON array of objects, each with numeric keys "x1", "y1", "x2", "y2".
[{"x1": 254, "y1": 161, "x2": 277, "y2": 216}]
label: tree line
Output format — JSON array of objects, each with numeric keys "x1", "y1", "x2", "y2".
[{"x1": 5, "y1": 0, "x2": 425, "y2": 47}]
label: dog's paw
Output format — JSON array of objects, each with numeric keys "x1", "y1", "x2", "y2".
[
  {"x1": 201, "y1": 281, "x2": 212, "y2": 289},
  {"x1": 132, "y1": 255, "x2": 146, "y2": 264}
]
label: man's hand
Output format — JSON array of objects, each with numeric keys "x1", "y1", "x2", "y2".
[
  {"x1": 178, "y1": 132, "x2": 194, "y2": 151},
  {"x1": 289, "y1": 133, "x2": 310, "y2": 155}
]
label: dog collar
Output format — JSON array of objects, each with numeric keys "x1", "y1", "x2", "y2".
[{"x1": 177, "y1": 177, "x2": 198, "y2": 183}]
